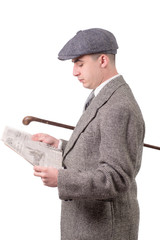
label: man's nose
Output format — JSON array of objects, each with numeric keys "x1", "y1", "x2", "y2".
[{"x1": 73, "y1": 65, "x2": 80, "y2": 76}]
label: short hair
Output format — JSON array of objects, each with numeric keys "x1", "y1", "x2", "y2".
[{"x1": 91, "y1": 53, "x2": 116, "y2": 65}]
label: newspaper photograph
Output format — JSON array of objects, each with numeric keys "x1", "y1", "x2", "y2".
[{"x1": 2, "y1": 126, "x2": 62, "y2": 169}]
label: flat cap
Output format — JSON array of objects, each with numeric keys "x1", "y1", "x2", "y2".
[{"x1": 58, "y1": 28, "x2": 118, "y2": 60}]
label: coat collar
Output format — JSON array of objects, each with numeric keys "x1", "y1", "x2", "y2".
[{"x1": 63, "y1": 75, "x2": 126, "y2": 159}]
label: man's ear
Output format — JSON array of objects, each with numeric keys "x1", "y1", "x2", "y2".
[{"x1": 99, "y1": 54, "x2": 109, "y2": 68}]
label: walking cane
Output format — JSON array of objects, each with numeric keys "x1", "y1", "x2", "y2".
[{"x1": 22, "y1": 116, "x2": 160, "y2": 151}]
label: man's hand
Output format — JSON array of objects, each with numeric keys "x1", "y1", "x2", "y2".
[
  {"x1": 32, "y1": 133, "x2": 59, "y2": 148},
  {"x1": 34, "y1": 166, "x2": 58, "y2": 187}
]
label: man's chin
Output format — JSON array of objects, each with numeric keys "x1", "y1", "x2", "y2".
[
  {"x1": 82, "y1": 82, "x2": 89, "y2": 88},
  {"x1": 83, "y1": 84, "x2": 92, "y2": 90}
]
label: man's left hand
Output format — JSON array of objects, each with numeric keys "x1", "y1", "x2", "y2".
[{"x1": 34, "y1": 166, "x2": 58, "y2": 187}]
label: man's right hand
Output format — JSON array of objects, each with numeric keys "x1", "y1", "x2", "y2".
[{"x1": 32, "y1": 133, "x2": 59, "y2": 148}]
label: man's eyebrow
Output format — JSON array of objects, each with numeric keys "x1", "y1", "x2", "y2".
[{"x1": 72, "y1": 58, "x2": 83, "y2": 63}]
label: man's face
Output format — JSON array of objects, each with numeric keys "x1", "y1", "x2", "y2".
[{"x1": 72, "y1": 55, "x2": 102, "y2": 89}]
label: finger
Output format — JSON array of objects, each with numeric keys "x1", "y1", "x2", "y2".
[
  {"x1": 32, "y1": 133, "x2": 45, "y2": 141},
  {"x1": 42, "y1": 178, "x2": 47, "y2": 184},
  {"x1": 34, "y1": 165, "x2": 45, "y2": 172},
  {"x1": 31, "y1": 133, "x2": 41, "y2": 141},
  {"x1": 34, "y1": 171, "x2": 43, "y2": 177}
]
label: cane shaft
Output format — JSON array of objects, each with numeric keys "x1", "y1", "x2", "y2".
[{"x1": 143, "y1": 143, "x2": 160, "y2": 151}]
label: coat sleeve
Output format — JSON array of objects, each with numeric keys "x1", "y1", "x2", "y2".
[{"x1": 58, "y1": 105, "x2": 145, "y2": 201}]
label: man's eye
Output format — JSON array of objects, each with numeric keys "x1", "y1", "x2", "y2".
[{"x1": 79, "y1": 64, "x2": 83, "y2": 67}]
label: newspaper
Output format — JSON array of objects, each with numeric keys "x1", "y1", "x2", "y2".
[{"x1": 1, "y1": 126, "x2": 62, "y2": 169}]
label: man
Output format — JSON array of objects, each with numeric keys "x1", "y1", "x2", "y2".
[{"x1": 33, "y1": 28, "x2": 145, "y2": 240}]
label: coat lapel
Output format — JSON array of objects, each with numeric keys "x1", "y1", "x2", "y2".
[{"x1": 63, "y1": 75, "x2": 126, "y2": 159}]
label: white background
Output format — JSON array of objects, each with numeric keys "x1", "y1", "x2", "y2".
[{"x1": 0, "y1": 0, "x2": 160, "y2": 239}]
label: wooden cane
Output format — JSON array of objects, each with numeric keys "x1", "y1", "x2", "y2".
[{"x1": 22, "y1": 116, "x2": 160, "y2": 151}]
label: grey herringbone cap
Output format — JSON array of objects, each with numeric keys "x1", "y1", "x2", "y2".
[{"x1": 58, "y1": 28, "x2": 118, "y2": 60}]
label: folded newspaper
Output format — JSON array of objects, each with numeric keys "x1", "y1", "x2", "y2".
[{"x1": 2, "y1": 126, "x2": 62, "y2": 169}]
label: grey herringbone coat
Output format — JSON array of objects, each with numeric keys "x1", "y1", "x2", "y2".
[{"x1": 58, "y1": 76, "x2": 145, "y2": 240}]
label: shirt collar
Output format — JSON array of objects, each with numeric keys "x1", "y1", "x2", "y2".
[{"x1": 94, "y1": 74, "x2": 120, "y2": 97}]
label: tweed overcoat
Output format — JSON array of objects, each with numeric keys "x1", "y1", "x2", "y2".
[{"x1": 58, "y1": 76, "x2": 145, "y2": 240}]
